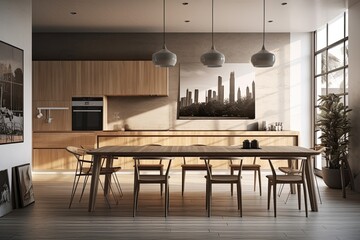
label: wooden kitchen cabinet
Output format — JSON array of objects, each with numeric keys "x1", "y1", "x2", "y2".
[
  {"x1": 103, "y1": 61, "x2": 168, "y2": 96},
  {"x1": 33, "y1": 61, "x2": 75, "y2": 101},
  {"x1": 102, "y1": 61, "x2": 141, "y2": 95},
  {"x1": 33, "y1": 60, "x2": 168, "y2": 97},
  {"x1": 139, "y1": 61, "x2": 168, "y2": 96},
  {"x1": 74, "y1": 61, "x2": 104, "y2": 96}
]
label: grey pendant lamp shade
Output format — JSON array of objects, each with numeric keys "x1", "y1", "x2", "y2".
[
  {"x1": 200, "y1": 0, "x2": 225, "y2": 67},
  {"x1": 251, "y1": 0, "x2": 275, "y2": 68},
  {"x1": 152, "y1": 0, "x2": 177, "y2": 67}
]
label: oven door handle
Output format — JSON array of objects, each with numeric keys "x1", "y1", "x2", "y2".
[{"x1": 72, "y1": 109, "x2": 102, "y2": 113}]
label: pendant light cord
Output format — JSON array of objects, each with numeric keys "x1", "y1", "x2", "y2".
[
  {"x1": 211, "y1": 0, "x2": 214, "y2": 48},
  {"x1": 262, "y1": 0, "x2": 266, "y2": 47},
  {"x1": 163, "y1": 0, "x2": 166, "y2": 47}
]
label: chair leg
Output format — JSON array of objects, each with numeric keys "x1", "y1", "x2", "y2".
[
  {"x1": 253, "y1": 170, "x2": 257, "y2": 192},
  {"x1": 182, "y1": 168, "x2": 185, "y2": 196},
  {"x1": 230, "y1": 168, "x2": 234, "y2": 196},
  {"x1": 165, "y1": 182, "x2": 169, "y2": 217},
  {"x1": 133, "y1": 184, "x2": 138, "y2": 217},
  {"x1": 303, "y1": 182, "x2": 308, "y2": 217},
  {"x1": 79, "y1": 175, "x2": 89, "y2": 203},
  {"x1": 237, "y1": 182, "x2": 242, "y2": 217},
  {"x1": 258, "y1": 169, "x2": 262, "y2": 196},
  {"x1": 99, "y1": 178, "x2": 111, "y2": 209},
  {"x1": 267, "y1": 180, "x2": 271, "y2": 210},
  {"x1": 273, "y1": 183, "x2": 277, "y2": 217},
  {"x1": 208, "y1": 184, "x2": 212, "y2": 217},
  {"x1": 297, "y1": 184, "x2": 301, "y2": 210},
  {"x1": 113, "y1": 173, "x2": 123, "y2": 198},
  {"x1": 69, "y1": 174, "x2": 81, "y2": 208},
  {"x1": 278, "y1": 183, "x2": 285, "y2": 197},
  {"x1": 160, "y1": 168, "x2": 164, "y2": 196},
  {"x1": 205, "y1": 178, "x2": 208, "y2": 210}
]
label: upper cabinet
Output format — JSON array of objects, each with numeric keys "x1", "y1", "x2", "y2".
[
  {"x1": 33, "y1": 60, "x2": 169, "y2": 99},
  {"x1": 103, "y1": 61, "x2": 168, "y2": 96},
  {"x1": 140, "y1": 61, "x2": 168, "y2": 96},
  {"x1": 33, "y1": 61, "x2": 75, "y2": 101}
]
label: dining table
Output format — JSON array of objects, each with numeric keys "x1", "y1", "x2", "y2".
[{"x1": 86, "y1": 145, "x2": 321, "y2": 213}]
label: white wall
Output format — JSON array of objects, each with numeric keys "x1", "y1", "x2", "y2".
[
  {"x1": 0, "y1": 0, "x2": 32, "y2": 183},
  {"x1": 289, "y1": 33, "x2": 312, "y2": 147},
  {"x1": 348, "y1": 1, "x2": 360, "y2": 191}
]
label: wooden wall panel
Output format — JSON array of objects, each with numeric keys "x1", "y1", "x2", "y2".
[{"x1": 32, "y1": 101, "x2": 71, "y2": 131}]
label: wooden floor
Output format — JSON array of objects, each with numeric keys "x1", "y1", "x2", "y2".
[{"x1": 1, "y1": 170, "x2": 360, "y2": 240}]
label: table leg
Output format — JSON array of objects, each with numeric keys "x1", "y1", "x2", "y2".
[
  {"x1": 305, "y1": 156, "x2": 318, "y2": 212},
  {"x1": 88, "y1": 155, "x2": 101, "y2": 212},
  {"x1": 103, "y1": 155, "x2": 113, "y2": 196}
]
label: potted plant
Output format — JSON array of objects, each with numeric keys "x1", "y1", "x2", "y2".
[{"x1": 316, "y1": 93, "x2": 351, "y2": 189}]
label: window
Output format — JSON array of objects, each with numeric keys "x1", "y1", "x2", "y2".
[{"x1": 313, "y1": 12, "x2": 348, "y2": 171}]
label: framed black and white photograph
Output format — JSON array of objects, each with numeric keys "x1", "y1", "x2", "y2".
[
  {"x1": 0, "y1": 169, "x2": 12, "y2": 217},
  {"x1": 15, "y1": 164, "x2": 34, "y2": 207},
  {"x1": 178, "y1": 63, "x2": 256, "y2": 119},
  {"x1": 0, "y1": 40, "x2": 24, "y2": 144}
]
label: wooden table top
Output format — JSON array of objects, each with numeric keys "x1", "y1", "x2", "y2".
[{"x1": 87, "y1": 145, "x2": 320, "y2": 158}]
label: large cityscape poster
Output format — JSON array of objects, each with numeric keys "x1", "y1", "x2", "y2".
[{"x1": 178, "y1": 63, "x2": 255, "y2": 119}]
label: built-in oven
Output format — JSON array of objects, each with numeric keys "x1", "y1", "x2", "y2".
[{"x1": 72, "y1": 97, "x2": 103, "y2": 131}]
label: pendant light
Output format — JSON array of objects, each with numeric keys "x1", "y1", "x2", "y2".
[
  {"x1": 200, "y1": 0, "x2": 225, "y2": 67},
  {"x1": 152, "y1": 0, "x2": 177, "y2": 67},
  {"x1": 251, "y1": 0, "x2": 275, "y2": 68}
]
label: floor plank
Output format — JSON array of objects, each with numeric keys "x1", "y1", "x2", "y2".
[{"x1": 0, "y1": 170, "x2": 359, "y2": 239}]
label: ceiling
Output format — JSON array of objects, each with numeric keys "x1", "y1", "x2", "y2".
[{"x1": 32, "y1": 0, "x2": 358, "y2": 33}]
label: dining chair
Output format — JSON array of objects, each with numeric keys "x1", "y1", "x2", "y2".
[
  {"x1": 229, "y1": 156, "x2": 262, "y2": 196},
  {"x1": 202, "y1": 157, "x2": 243, "y2": 217},
  {"x1": 278, "y1": 150, "x2": 323, "y2": 205},
  {"x1": 133, "y1": 157, "x2": 172, "y2": 217},
  {"x1": 66, "y1": 146, "x2": 123, "y2": 208},
  {"x1": 133, "y1": 144, "x2": 165, "y2": 196},
  {"x1": 181, "y1": 144, "x2": 211, "y2": 196},
  {"x1": 264, "y1": 157, "x2": 308, "y2": 217}
]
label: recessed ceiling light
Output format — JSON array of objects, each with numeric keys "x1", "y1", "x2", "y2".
[
  {"x1": 268, "y1": 20, "x2": 273, "y2": 23},
  {"x1": 185, "y1": 20, "x2": 190, "y2": 23},
  {"x1": 70, "y1": 11, "x2": 77, "y2": 15},
  {"x1": 281, "y1": 2, "x2": 287, "y2": 6},
  {"x1": 182, "y1": 2, "x2": 189, "y2": 5}
]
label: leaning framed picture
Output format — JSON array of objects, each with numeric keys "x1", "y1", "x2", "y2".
[
  {"x1": 0, "y1": 40, "x2": 24, "y2": 144},
  {"x1": 0, "y1": 169, "x2": 12, "y2": 217},
  {"x1": 15, "y1": 164, "x2": 35, "y2": 207},
  {"x1": 178, "y1": 63, "x2": 256, "y2": 119}
]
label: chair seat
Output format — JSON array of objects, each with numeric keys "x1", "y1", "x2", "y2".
[
  {"x1": 278, "y1": 166, "x2": 301, "y2": 174},
  {"x1": 136, "y1": 164, "x2": 164, "y2": 170},
  {"x1": 138, "y1": 174, "x2": 170, "y2": 184},
  {"x1": 230, "y1": 164, "x2": 260, "y2": 170},
  {"x1": 181, "y1": 164, "x2": 211, "y2": 170},
  {"x1": 100, "y1": 166, "x2": 122, "y2": 174},
  {"x1": 205, "y1": 174, "x2": 239, "y2": 183},
  {"x1": 266, "y1": 174, "x2": 303, "y2": 183}
]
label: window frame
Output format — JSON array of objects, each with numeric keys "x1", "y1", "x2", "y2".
[{"x1": 313, "y1": 12, "x2": 348, "y2": 174}]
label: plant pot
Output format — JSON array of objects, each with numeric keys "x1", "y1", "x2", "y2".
[{"x1": 322, "y1": 167, "x2": 350, "y2": 189}]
